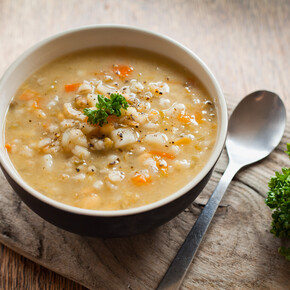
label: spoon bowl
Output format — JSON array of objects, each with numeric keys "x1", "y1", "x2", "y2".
[{"x1": 227, "y1": 90, "x2": 286, "y2": 166}]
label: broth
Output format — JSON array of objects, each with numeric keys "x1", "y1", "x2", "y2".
[{"x1": 5, "y1": 47, "x2": 217, "y2": 210}]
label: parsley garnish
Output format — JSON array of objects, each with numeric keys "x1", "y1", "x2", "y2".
[
  {"x1": 285, "y1": 143, "x2": 290, "y2": 158},
  {"x1": 265, "y1": 143, "x2": 290, "y2": 260},
  {"x1": 265, "y1": 167, "x2": 290, "y2": 238},
  {"x1": 84, "y1": 93, "x2": 129, "y2": 126},
  {"x1": 279, "y1": 246, "x2": 290, "y2": 261}
]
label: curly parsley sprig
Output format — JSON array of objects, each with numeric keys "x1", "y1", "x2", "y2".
[
  {"x1": 279, "y1": 246, "x2": 290, "y2": 261},
  {"x1": 285, "y1": 143, "x2": 290, "y2": 158},
  {"x1": 84, "y1": 93, "x2": 129, "y2": 126},
  {"x1": 265, "y1": 143, "x2": 290, "y2": 260},
  {"x1": 265, "y1": 168, "x2": 290, "y2": 238}
]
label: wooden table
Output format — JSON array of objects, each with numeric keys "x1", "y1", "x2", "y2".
[{"x1": 0, "y1": 0, "x2": 289, "y2": 289}]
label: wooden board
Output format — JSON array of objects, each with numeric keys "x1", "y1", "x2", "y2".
[{"x1": 0, "y1": 0, "x2": 289, "y2": 289}]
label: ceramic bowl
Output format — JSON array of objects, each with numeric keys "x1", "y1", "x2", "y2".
[{"x1": 0, "y1": 25, "x2": 227, "y2": 237}]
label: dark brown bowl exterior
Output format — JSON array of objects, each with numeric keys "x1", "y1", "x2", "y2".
[{"x1": 1, "y1": 163, "x2": 213, "y2": 237}]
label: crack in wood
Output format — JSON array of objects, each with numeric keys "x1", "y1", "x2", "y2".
[{"x1": 37, "y1": 238, "x2": 43, "y2": 260}]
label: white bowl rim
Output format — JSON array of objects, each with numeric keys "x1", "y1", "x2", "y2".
[{"x1": 0, "y1": 24, "x2": 228, "y2": 217}]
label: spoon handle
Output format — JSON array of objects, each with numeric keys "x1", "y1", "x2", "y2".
[{"x1": 157, "y1": 161, "x2": 241, "y2": 290}]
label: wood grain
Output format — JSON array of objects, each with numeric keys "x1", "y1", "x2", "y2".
[{"x1": 0, "y1": 0, "x2": 289, "y2": 289}]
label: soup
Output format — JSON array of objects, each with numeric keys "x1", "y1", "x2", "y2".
[{"x1": 5, "y1": 48, "x2": 217, "y2": 210}]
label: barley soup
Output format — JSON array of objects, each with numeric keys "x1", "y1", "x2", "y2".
[{"x1": 5, "y1": 48, "x2": 217, "y2": 210}]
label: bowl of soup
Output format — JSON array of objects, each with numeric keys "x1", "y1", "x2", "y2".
[{"x1": 0, "y1": 25, "x2": 227, "y2": 237}]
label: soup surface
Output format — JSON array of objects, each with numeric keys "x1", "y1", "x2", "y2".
[{"x1": 5, "y1": 48, "x2": 217, "y2": 210}]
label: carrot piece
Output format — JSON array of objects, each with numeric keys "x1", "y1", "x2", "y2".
[
  {"x1": 194, "y1": 111, "x2": 204, "y2": 124},
  {"x1": 65, "y1": 83, "x2": 81, "y2": 92},
  {"x1": 42, "y1": 122, "x2": 50, "y2": 129},
  {"x1": 19, "y1": 89, "x2": 39, "y2": 101},
  {"x1": 32, "y1": 100, "x2": 40, "y2": 109},
  {"x1": 106, "y1": 115, "x2": 119, "y2": 123},
  {"x1": 112, "y1": 65, "x2": 133, "y2": 79},
  {"x1": 175, "y1": 137, "x2": 192, "y2": 146},
  {"x1": 153, "y1": 156, "x2": 169, "y2": 176},
  {"x1": 149, "y1": 150, "x2": 175, "y2": 160},
  {"x1": 132, "y1": 173, "x2": 151, "y2": 185},
  {"x1": 5, "y1": 143, "x2": 12, "y2": 152},
  {"x1": 177, "y1": 113, "x2": 193, "y2": 124}
]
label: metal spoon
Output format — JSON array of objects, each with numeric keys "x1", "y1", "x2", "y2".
[{"x1": 157, "y1": 90, "x2": 286, "y2": 290}]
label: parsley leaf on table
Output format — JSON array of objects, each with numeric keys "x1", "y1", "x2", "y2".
[
  {"x1": 279, "y1": 246, "x2": 290, "y2": 261},
  {"x1": 285, "y1": 143, "x2": 290, "y2": 158},
  {"x1": 265, "y1": 143, "x2": 290, "y2": 260},
  {"x1": 265, "y1": 167, "x2": 290, "y2": 238}
]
